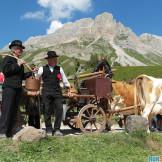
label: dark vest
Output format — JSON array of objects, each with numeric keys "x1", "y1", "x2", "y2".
[
  {"x1": 42, "y1": 65, "x2": 62, "y2": 96},
  {"x1": 2, "y1": 56, "x2": 24, "y2": 88}
]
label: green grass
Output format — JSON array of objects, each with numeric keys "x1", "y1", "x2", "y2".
[
  {"x1": 76, "y1": 65, "x2": 162, "y2": 81},
  {"x1": 0, "y1": 132, "x2": 161, "y2": 162},
  {"x1": 113, "y1": 66, "x2": 162, "y2": 81},
  {"x1": 124, "y1": 49, "x2": 157, "y2": 65}
]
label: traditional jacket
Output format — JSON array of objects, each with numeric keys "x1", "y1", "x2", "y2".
[
  {"x1": 2, "y1": 56, "x2": 25, "y2": 88},
  {"x1": 42, "y1": 65, "x2": 62, "y2": 96}
]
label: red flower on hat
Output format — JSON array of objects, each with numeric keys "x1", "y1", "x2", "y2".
[{"x1": 57, "y1": 73, "x2": 62, "y2": 80}]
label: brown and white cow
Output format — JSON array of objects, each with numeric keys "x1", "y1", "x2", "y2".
[
  {"x1": 134, "y1": 74, "x2": 162, "y2": 131},
  {"x1": 112, "y1": 80, "x2": 134, "y2": 107},
  {"x1": 112, "y1": 80, "x2": 135, "y2": 127}
]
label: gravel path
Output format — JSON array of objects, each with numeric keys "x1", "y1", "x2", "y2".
[{"x1": 40, "y1": 123, "x2": 125, "y2": 136}]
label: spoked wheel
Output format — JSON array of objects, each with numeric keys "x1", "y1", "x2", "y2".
[
  {"x1": 78, "y1": 104, "x2": 106, "y2": 133},
  {"x1": 65, "y1": 107, "x2": 80, "y2": 131}
]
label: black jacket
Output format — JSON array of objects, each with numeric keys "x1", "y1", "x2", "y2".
[{"x1": 2, "y1": 56, "x2": 31, "y2": 88}]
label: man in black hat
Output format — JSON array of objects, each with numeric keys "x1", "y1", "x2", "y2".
[
  {"x1": 94, "y1": 55, "x2": 113, "y2": 78},
  {"x1": 35, "y1": 51, "x2": 71, "y2": 136},
  {"x1": 0, "y1": 40, "x2": 28, "y2": 138}
]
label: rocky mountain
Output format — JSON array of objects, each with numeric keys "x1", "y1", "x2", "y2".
[
  {"x1": 139, "y1": 33, "x2": 162, "y2": 54},
  {"x1": 1, "y1": 12, "x2": 162, "y2": 67}
]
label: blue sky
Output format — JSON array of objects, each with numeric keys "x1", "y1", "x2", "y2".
[{"x1": 0, "y1": 0, "x2": 162, "y2": 48}]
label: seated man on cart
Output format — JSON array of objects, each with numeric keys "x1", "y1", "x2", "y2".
[
  {"x1": 80, "y1": 55, "x2": 113, "y2": 88},
  {"x1": 93, "y1": 55, "x2": 113, "y2": 78}
]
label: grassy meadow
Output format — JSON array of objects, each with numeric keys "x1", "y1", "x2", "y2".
[
  {"x1": 113, "y1": 66, "x2": 162, "y2": 81},
  {"x1": 0, "y1": 132, "x2": 162, "y2": 162}
]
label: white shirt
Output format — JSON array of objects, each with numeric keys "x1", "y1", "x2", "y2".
[{"x1": 35, "y1": 65, "x2": 70, "y2": 88}]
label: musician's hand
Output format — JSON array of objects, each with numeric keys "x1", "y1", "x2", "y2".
[
  {"x1": 18, "y1": 59, "x2": 26, "y2": 66},
  {"x1": 32, "y1": 67, "x2": 39, "y2": 72},
  {"x1": 67, "y1": 91, "x2": 73, "y2": 97}
]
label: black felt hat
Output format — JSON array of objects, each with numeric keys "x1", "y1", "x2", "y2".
[
  {"x1": 44, "y1": 51, "x2": 59, "y2": 59},
  {"x1": 9, "y1": 40, "x2": 25, "y2": 49}
]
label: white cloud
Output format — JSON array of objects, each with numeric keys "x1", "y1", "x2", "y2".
[
  {"x1": 37, "y1": 0, "x2": 50, "y2": 7},
  {"x1": 22, "y1": 11, "x2": 45, "y2": 20},
  {"x1": 22, "y1": 0, "x2": 92, "y2": 34},
  {"x1": 37, "y1": 0, "x2": 92, "y2": 20},
  {"x1": 47, "y1": 20, "x2": 63, "y2": 34}
]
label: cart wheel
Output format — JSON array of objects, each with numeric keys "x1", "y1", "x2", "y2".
[
  {"x1": 78, "y1": 104, "x2": 106, "y2": 133},
  {"x1": 65, "y1": 107, "x2": 80, "y2": 131}
]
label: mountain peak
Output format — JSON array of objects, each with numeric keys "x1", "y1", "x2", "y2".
[
  {"x1": 2, "y1": 12, "x2": 162, "y2": 66},
  {"x1": 95, "y1": 12, "x2": 114, "y2": 21}
]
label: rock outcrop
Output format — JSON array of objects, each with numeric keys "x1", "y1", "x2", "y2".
[{"x1": 12, "y1": 126, "x2": 47, "y2": 142}]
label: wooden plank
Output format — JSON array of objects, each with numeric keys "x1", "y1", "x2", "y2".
[
  {"x1": 78, "y1": 71, "x2": 104, "y2": 79},
  {"x1": 63, "y1": 94, "x2": 95, "y2": 98},
  {"x1": 109, "y1": 104, "x2": 141, "y2": 114}
]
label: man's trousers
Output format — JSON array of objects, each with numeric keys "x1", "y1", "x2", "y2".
[
  {"x1": 42, "y1": 93, "x2": 63, "y2": 131},
  {"x1": 0, "y1": 87, "x2": 22, "y2": 137}
]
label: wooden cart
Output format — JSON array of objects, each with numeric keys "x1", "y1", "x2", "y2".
[
  {"x1": 63, "y1": 71, "x2": 142, "y2": 133},
  {"x1": 63, "y1": 72, "x2": 114, "y2": 133}
]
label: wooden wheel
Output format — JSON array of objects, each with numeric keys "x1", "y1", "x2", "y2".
[
  {"x1": 65, "y1": 107, "x2": 80, "y2": 131},
  {"x1": 78, "y1": 104, "x2": 106, "y2": 133}
]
